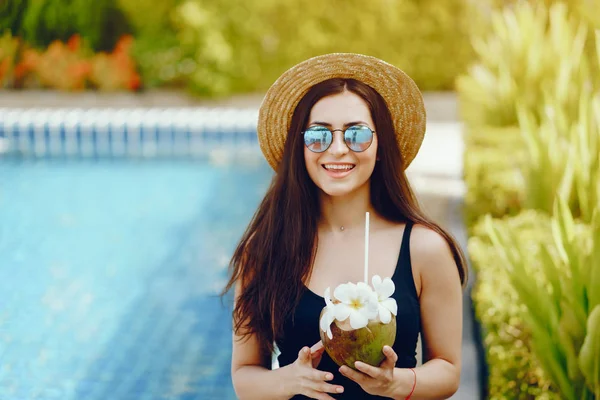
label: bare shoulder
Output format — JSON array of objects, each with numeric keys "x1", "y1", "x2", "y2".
[
  {"x1": 409, "y1": 224, "x2": 460, "y2": 294},
  {"x1": 409, "y1": 224, "x2": 454, "y2": 263}
]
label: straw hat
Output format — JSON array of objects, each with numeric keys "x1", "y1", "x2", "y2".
[{"x1": 257, "y1": 53, "x2": 426, "y2": 171}]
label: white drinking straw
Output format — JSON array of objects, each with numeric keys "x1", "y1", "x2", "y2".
[{"x1": 364, "y1": 212, "x2": 370, "y2": 284}]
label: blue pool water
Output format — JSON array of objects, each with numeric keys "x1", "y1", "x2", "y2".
[{"x1": 0, "y1": 158, "x2": 273, "y2": 399}]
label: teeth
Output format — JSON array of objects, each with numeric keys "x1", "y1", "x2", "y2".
[{"x1": 324, "y1": 164, "x2": 355, "y2": 171}]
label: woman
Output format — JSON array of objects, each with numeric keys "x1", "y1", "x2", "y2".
[{"x1": 223, "y1": 53, "x2": 467, "y2": 399}]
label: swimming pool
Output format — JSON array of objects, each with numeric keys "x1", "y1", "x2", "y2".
[{"x1": 0, "y1": 137, "x2": 273, "y2": 398}]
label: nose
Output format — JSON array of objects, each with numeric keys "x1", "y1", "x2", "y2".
[{"x1": 328, "y1": 130, "x2": 348, "y2": 157}]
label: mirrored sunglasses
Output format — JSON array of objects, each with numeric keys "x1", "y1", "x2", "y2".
[{"x1": 303, "y1": 125, "x2": 375, "y2": 153}]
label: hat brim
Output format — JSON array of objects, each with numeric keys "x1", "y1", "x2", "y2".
[{"x1": 257, "y1": 53, "x2": 426, "y2": 171}]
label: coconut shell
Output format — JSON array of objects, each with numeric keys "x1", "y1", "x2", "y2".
[{"x1": 319, "y1": 307, "x2": 396, "y2": 370}]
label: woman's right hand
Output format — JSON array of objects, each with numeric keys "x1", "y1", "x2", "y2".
[{"x1": 285, "y1": 341, "x2": 344, "y2": 400}]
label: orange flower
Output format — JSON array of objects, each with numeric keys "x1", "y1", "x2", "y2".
[
  {"x1": 67, "y1": 35, "x2": 82, "y2": 52},
  {"x1": 0, "y1": 59, "x2": 9, "y2": 82}
]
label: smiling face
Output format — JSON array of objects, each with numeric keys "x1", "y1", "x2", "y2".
[{"x1": 304, "y1": 90, "x2": 378, "y2": 198}]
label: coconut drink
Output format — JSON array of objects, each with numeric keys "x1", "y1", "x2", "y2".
[{"x1": 318, "y1": 212, "x2": 398, "y2": 369}]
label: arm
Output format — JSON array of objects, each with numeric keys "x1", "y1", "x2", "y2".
[
  {"x1": 231, "y1": 334, "x2": 292, "y2": 400},
  {"x1": 231, "y1": 282, "x2": 292, "y2": 400},
  {"x1": 231, "y1": 283, "x2": 343, "y2": 400},
  {"x1": 388, "y1": 225, "x2": 463, "y2": 399}
]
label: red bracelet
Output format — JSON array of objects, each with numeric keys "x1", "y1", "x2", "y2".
[{"x1": 405, "y1": 368, "x2": 416, "y2": 400}]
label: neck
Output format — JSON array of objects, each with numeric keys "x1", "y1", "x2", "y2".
[{"x1": 319, "y1": 184, "x2": 375, "y2": 233}]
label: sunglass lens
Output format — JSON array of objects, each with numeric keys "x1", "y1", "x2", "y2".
[
  {"x1": 304, "y1": 127, "x2": 332, "y2": 153},
  {"x1": 345, "y1": 125, "x2": 373, "y2": 152}
]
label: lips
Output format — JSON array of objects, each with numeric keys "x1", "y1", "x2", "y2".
[
  {"x1": 322, "y1": 163, "x2": 356, "y2": 178},
  {"x1": 322, "y1": 163, "x2": 355, "y2": 171}
]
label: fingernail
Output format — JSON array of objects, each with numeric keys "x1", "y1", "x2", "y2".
[
  {"x1": 336, "y1": 387, "x2": 344, "y2": 393},
  {"x1": 325, "y1": 373, "x2": 333, "y2": 380}
]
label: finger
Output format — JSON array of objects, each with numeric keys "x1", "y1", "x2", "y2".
[
  {"x1": 314, "y1": 382, "x2": 344, "y2": 395},
  {"x1": 384, "y1": 345, "x2": 398, "y2": 362},
  {"x1": 310, "y1": 341, "x2": 324, "y2": 353},
  {"x1": 310, "y1": 369, "x2": 334, "y2": 382},
  {"x1": 379, "y1": 346, "x2": 398, "y2": 369},
  {"x1": 354, "y1": 361, "x2": 382, "y2": 379},
  {"x1": 339, "y1": 365, "x2": 368, "y2": 385},
  {"x1": 298, "y1": 346, "x2": 311, "y2": 364},
  {"x1": 305, "y1": 390, "x2": 336, "y2": 400}
]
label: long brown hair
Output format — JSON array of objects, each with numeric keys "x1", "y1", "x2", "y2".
[{"x1": 222, "y1": 78, "x2": 468, "y2": 354}]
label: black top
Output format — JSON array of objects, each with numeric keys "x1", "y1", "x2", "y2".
[{"x1": 275, "y1": 222, "x2": 420, "y2": 399}]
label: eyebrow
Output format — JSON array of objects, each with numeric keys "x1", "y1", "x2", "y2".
[{"x1": 308, "y1": 121, "x2": 370, "y2": 127}]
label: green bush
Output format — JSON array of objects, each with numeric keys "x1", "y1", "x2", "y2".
[
  {"x1": 469, "y1": 211, "x2": 561, "y2": 399},
  {"x1": 485, "y1": 199, "x2": 600, "y2": 399},
  {"x1": 116, "y1": 0, "x2": 179, "y2": 35},
  {"x1": 0, "y1": 0, "x2": 28, "y2": 35},
  {"x1": 461, "y1": 1, "x2": 600, "y2": 398},
  {"x1": 457, "y1": 1, "x2": 600, "y2": 129},
  {"x1": 172, "y1": 0, "x2": 476, "y2": 96},
  {"x1": 115, "y1": 0, "x2": 192, "y2": 88},
  {"x1": 518, "y1": 89, "x2": 600, "y2": 221},
  {"x1": 128, "y1": 35, "x2": 193, "y2": 88},
  {"x1": 21, "y1": 0, "x2": 131, "y2": 52},
  {"x1": 463, "y1": 125, "x2": 525, "y2": 229},
  {"x1": 0, "y1": 31, "x2": 21, "y2": 88}
]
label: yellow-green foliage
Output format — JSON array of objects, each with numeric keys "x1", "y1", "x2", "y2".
[
  {"x1": 485, "y1": 199, "x2": 600, "y2": 399},
  {"x1": 115, "y1": 0, "x2": 188, "y2": 88},
  {"x1": 469, "y1": 211, "x2": 560, "y2": 399},
  {"x1": 570, "y1": 92, "x2": 600, "y2": 223},
  {"x1": 461, "y1": 2, "x2": 600, "y2": 398},
  {"x1": 20, "y1": 0, "x2": 131, "y2": 52},
  {"x1": 518, "y1": 89, "x2": 600, "y2": 221},
  {"x1": 172, "y1": 0, "x2": 475, "y2": 96},
  {"x1": 463, "y1": 126, "x2": 525, "y2": 229},
  {"x1": 117, "y1": 0, "x2": 179, "y2": 35},
  {"x1": 0, "y1": 30, "x2": 21, "y2": 88},
  {"x1": 460, "y1": 2, "x2": 600, "y2": 225},
  {"x1": 457, "y1": 2, "x2": 599, "y2": 128}
]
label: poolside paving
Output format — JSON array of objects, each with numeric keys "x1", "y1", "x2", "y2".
[{"x1": 0, "y1": 90, "x2": 483, "y2": 399}]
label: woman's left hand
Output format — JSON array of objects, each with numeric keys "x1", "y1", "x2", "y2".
[{"x1": 338, "y1": 345, "x2": 398, "y2": 397}]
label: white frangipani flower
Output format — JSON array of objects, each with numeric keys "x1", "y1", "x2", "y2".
[
  {"x1": 371, "y1": 275, "x2": 398, "y2": 324},
  {"x1": 333, "y1": 282, "x2": 379, "y2": 329},
  {"x1": 319, "y1": 287, "x2": 337, "y2": 339}
]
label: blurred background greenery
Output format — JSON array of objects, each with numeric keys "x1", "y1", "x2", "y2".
[
  {"x1": 1, "y1": 0, "x2": 599, "y2": 398},
  {"x1": 2, "y1": 0, "x2": 478, "y2": 95},
  {"x1": 458, "y1": 1, "x2": 600, "y2": 398}
]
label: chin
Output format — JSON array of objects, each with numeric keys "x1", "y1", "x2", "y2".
[
  {"x1": 317, "y1": 180, "x2": 367, "y2": 197},
  {"x1": 320, "y1": 186, "x2": 355, "y2": 197}
]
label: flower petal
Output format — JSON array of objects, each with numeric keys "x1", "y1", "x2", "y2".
[
  {"x1": 378, "y1": 304, "x2": 392, "y2": 324},
  {"x1": 378, "y1": 278, "x2": 395, "y2": 298},
  {"x1": 356, "y1": 282, "x2": 375, "y2": 301},
  {"x1": 334, "y1": 283, "x2": 354, "y2": 303},
  {"x1": 349, "y1": 310, "x2": 369, "y2": 329},
  {"x1": 371, "y1": 275, "x2": 382, "y2": 287},
  {"x1": 335, "y1": 304, "x2": 351, "y2": 321},
  {"x1": 365, "y1": 297, "x2": 379, "y2": 319},
  {"x1": 320, "y1": 311, "x2": 332, "y2": 333},
  {"x1": 324, "y1": 287, "x2": 333, "y2": 307},
  {"x1": 381, "y1": 298, "x2": 398, "y2": 316}
]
